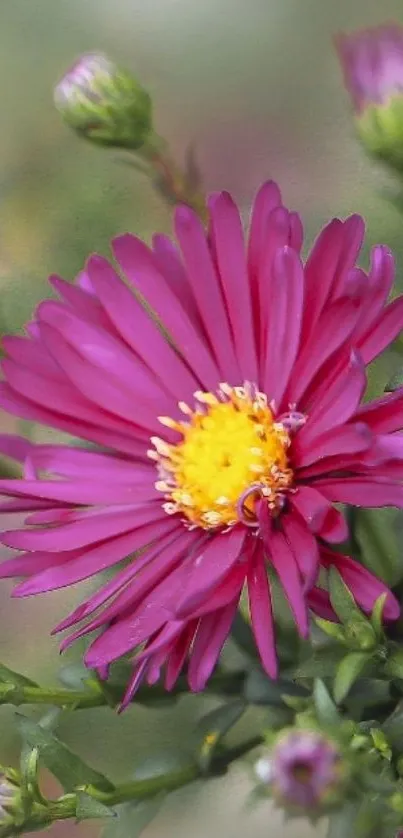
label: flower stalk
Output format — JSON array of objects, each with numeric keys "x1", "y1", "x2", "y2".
[
  {"x1": 0, "y1": 670, "x2": 246, "y2": 710},
  {"x1": 0, "y1": 736, "x2": 263, "y2": 837}
]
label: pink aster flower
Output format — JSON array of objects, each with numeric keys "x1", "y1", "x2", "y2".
[
  {"x1": 0, "y1": 181, "x2": 402, "y2": 707},
  {"x1": 335, "y1": 23, "x2": 403, "y2": 113}
]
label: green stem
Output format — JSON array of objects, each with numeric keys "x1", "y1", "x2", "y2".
[
  {"x1": 140, "y1": 132, "x2": 208, "y2": 220},
  {"x1": 0, "y1": 670, "x2": 246, "y2": 710},
  {"x1": 0, "y1": 735, "x2": 263, "y2": 836},
  {"x1": 88, "y1": 762, "x2": 200, "y2": 806}
]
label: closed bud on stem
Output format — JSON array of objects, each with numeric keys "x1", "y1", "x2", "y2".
[
  {"x1": 54, "y1": 53, "x2": 153, "y2": 150},
  {"x1": 256, "y1": 730, "x2": 345, "y2": 812},
  {"x1": 336, "y1": 24, "x2": 403, "y2": 175}
]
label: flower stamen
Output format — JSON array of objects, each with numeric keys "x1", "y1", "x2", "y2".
[{"x1": 152, "y1": 383, "x2": 297, "y2": 530}]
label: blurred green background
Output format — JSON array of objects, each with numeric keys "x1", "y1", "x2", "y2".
[{"x1": 1, "y1": 1, "x2": 403, "y2": 835}]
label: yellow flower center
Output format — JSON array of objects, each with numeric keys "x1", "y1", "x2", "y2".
[{"x1": 150, "y1": 384, "x2": 295, "y2": 530}]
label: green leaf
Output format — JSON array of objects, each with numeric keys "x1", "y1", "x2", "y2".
[
  {"x1": 334, "y1": 652, "x2": 372, "y2": 704},
  {"x1": 16, "y1": 714, "x2": 114, "y2": 793},
  {"x1": 0, "y1": 664, "x2": 38, "y2": 688},
  {"x1": 314, "y1": 617, "x2": 347, "y2": 644},
  {"x1": 385, "y1": 366, "x2": 403, "y2": 391},
  {"x1": 313, "y1": 679, "x2": 339, "y2": 726},
  {"x1": 355, "y1": 508, "x2": 403, "y2": 586},
  {"x1": 329, "y1": 568, "x2": 371, "y2": 628},
  {"x1": 101, "y1": 799, "x2": 163, "y2": 838},
  {"x1": 244, "y1": 669, "x2": 307, "y2": 705},
  {"x1": 326, "y1": 804, "x2": 358, "y2": 838},
  {"x1": 293, "y1": 647, "x2": 345, "y2": 679},
  {"x1": 197, "y1": 698, "x2": 245, "y2": 739},
  {"x1": 382, "y1": 701, "x2": 403, "y2": 751},
  {"x1": 370, "y1": 594, "x2": 387, "y2": 639},
  {"x1": 347, "y1": 678, "x2": 391, "y2": 712},
  {"x1": 230, "y1": 612, "x2": 258, "y2": 659},
  {"x1": 58, "y1": 663, "x2": 94, "y2": 690},
  {"x1": 76, "y1": 792, "x2": 116, "y2": 822},
  {"x1": 385, "y1": 647, "x2": 403, "y2": 680},
  {"x1": 196, "y1": 699, "x2": 245, "y2": 772}
]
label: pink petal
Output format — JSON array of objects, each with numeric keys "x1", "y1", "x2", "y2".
[
  {"x1": 49, "y1": 274, "x2": 114, "y2": 332},
  {"x1": 187, "y1": 600, "x2": 238, "y2": 691},
  {"x1": 281, "y1": 513, "x2": 319, "y2": 590},
  {"x1": 263, "y1": 519, "x2": 308, "y2": 637},
  {"x1": 3, "y1": 502, "x2": 163, "y2": 553},
  {"x1": 174, "y1": 206, "x2": 241, "y2": 381},
  {"x1": 263, "y1": 246, "x2": 304, "y2": 407},
  {"x1": 286, "y1": 298, "x2": 360, "y2": 405},
  {"x1": 255, "y1": 207, "x2": 293, "y2": 364},
  {"x1": 0, "y1": 434, "x2": 33, "y2": 463},
  {"x1": 290, "y1": 486, "x2": 332, "y2": 531},
  {"x1": 297, "y1": 350, "x2": 366, "y2": 445},
  {"x1": 28, "y1": 445, "x2": 152, "y2": 481},
  {"x1": 353, "y1": 246, "x2": 395, "y2": 338},
  {"x1": 190, "y1": 560, "x2": 246, "y2": 619},
  {"x1": 207, "y1": 192, "x2": 258, "y2": 381},
  {"x1": 83, "y1": 531, "x2": 202, "y2": 666},
  {"x1": 0, "y1": 382, "x2": 149, "y2": 459},
  {"x1": 86, "y1": 254, "x2": 199, "y2": 402},
  {"x1": 314, "y1": 477, "x2": 403, "y2": 508},
  {"x1": 320, "y1": 548, "x2": 400, "y2": 620},
  {"x1": 37, "y1": 309, "x2": 173, "y2": 430},
  {"x1": 307, "y1": 587, "x2": 337, "y2": 621},
  {"x1": 152, "y1": 233, "x2": 201, "y2": 326},
  {"x1": 295, "y1": 422, "x2": 372, "y2": 469},
  {"x1": 0, "y1": 478, "x2": 157, "y2": 507},
  {"x1": 165, "y1": 621, "x2": 197, "y2": 690},
  {"x1": 2, "y1": 335, "x2": 61, "y2": 379},
  {"x1": 354, "y1": 389, "x2": 403, "y2": 433},
  {"x1": 358, "y1": 295, "x2": 403, "y2": 364},
  {"x1": 301, "y1": 218, "x2": 345, "y2": 343},
  {"x1": 175, "y1": 526, "x2": 246, "y2": 616},
  {"x1": 54, "y1": 524, "x2": 187, "y2": 631},
  {"x1": 247, "y1": 180, "x2": 283, "y2": 280},
  {"x1": 112, "y1": 233, "x2": 220, "y2": 390},
  {"x1": 247, "y1": 544, "x2": 277, "y2": 677},
  {"x1": 13, "y1": 519, "x2": 180, "y2": 596},
  {"x1": 329, "y1": 215, "x2": 365, "y2": 300},
  {"x1": 317, "y1": 507, "x2": 349, "y2": 544}
]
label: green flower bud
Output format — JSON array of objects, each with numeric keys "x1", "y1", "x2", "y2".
[
  {"x1": 336, "y1": 25, "x2": 403, "y2": 175},
  {"x1": 54, "y1": 53, "x2": 153, "y2": 150},
  {"x1": 344, "y1": 619, "x2": 377, "y2": 651}
]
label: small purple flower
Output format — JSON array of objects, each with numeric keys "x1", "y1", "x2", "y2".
[
  {"x1": 336, "y1": 23, "x2": 403, "y2": 113},
  {"x1": 0, "y1": 772, "x2": 18, "y2": 823},
  {"x1": 269, "y1": 730, "x2": 342, "y2": 809}
]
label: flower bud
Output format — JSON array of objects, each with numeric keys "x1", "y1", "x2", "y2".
[
  {"x1": 54, "y1": 53, "x2": 153, "y2": 150},
  {"x1": 262, "y1": 730, "x2": 344, "y2": 811},
  {"x1": 336, "y1": 25, "x2": 403, "y2": 174}
]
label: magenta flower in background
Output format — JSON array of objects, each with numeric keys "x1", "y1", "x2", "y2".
[
  {"x1": 0, "y1": 181, "x2": 402, "y2": 706},
  {"x1": 268, "y1": 730, "x2": 343, "y2": 810},
  {"x1": 336, "y1": 23, "x2": 403, "y2": 113}
]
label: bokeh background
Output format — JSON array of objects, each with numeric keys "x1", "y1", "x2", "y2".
[{"x1": 1, "y1": 1, "x2": 403, "y2": 835}]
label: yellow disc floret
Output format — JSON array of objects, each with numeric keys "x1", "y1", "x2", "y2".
[{"x1": 149, "y1": 384, "x2": 295, "y2": 530}]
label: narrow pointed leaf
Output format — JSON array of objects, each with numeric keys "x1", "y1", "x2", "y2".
[
  {"x1": 16, "y1": 714, "x2": 114, "y2": 792},
  {"x1": 334, "y1": 652, "x2": 372, "y2": 704}
]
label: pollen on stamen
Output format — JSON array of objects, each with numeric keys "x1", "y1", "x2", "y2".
[{"x1": 158, "y1": 415, "x2": 179, "y2": 429}]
